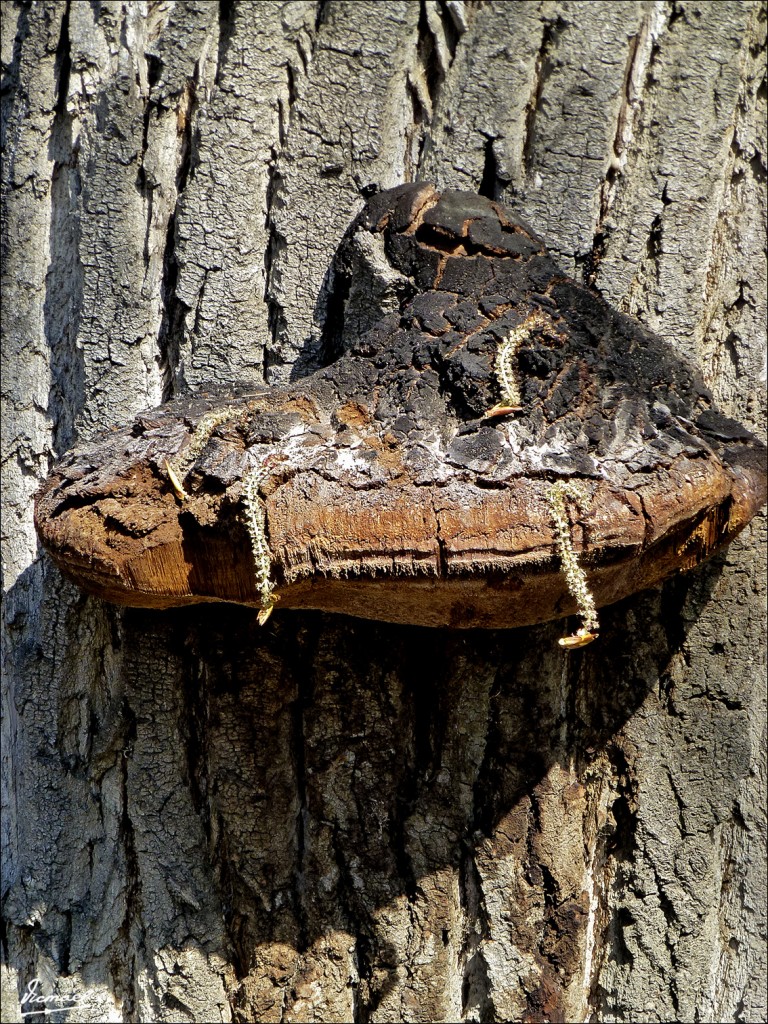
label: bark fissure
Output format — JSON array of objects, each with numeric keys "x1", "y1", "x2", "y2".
[
  {"x1": 155, "y1": 76, "x2": 197, "y2": 400},
  {"x1": 522, "y1": 16, "x2": 564, "y2": 176},
  {"x1": 156, "y1": 211, "x2": 187, "y2": 400},
  {"x1": 215, "y1": 1, "x2": 236, "y2": 89},
  {"x1": 263, "y1": 19, "x2": 320, "y2": 377},
  {"x1": 458, "y1": 847, "x2": 494, "y2": 1021},
  {"x1": 45, "y1": 2, "x2": 85, "y2": 455},
  {"x1": 117, "y1": 703, "x2": 141, "y2": 1022},
  {"x1": 291, "y1": 659, "x2": 310, "y2": 955}
]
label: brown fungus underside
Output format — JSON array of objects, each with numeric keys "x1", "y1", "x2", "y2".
[{"x1": 35, "y1": 184, "x2": 767, "y2": 629}]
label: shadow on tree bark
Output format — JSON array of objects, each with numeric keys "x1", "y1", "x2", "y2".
[{"x1": 101, "y1": 561, "x2": 717, "y2": 1020}]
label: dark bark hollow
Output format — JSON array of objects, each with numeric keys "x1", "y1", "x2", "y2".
[{"x1": 35, "y1": 185, "x2": 767, "y2": 628}]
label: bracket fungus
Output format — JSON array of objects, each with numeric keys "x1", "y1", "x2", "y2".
[{"x1": 35, "y1": 184, "x2": 767, "y2": 635}]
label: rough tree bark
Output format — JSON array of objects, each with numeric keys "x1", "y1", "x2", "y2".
[{"x1": 1, "y1": 3, "x2": 766, "y2": 1023}]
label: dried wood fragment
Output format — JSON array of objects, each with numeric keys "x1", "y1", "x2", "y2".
[{"x1": 35, "y1": 185, "x2": 767, "y2": 628}]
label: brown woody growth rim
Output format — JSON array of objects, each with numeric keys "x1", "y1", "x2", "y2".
[{"x1": 35, "y1": 184, "x2": 767, "y2": 629}]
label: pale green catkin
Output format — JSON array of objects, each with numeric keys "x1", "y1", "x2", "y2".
[
  {"x1": 242, "y1": 457, "x2": 278, "y2": 623},
  {"x1": 165, "y1": 405, "x2": 278, "y2": 622},
  {"x1": 547, "y1": 480, "x2": 599, "y2": 645},
  {"x1": 494, "y1": 309, "x2": 551, "y2": 409},
  {"x1": 167, "y1": 408, "x2": 236, "y2": 489}
]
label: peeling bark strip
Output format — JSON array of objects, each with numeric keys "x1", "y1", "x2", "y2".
[{"x1": 35, "y1": 185, "x2": 767, "y2": 628}]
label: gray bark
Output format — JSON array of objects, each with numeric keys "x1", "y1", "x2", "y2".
[{"x1": 2, "y1": 2, "x2": 765, "y2": 1023}]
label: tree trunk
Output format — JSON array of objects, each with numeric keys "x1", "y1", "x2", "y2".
[{"x1": 2, "y1": 2, "x2": 765, "y2": 1022}]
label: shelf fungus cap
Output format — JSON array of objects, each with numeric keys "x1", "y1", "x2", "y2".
[{"x1": 35, "y1": 185, "x2": 767, "y2": 629}]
